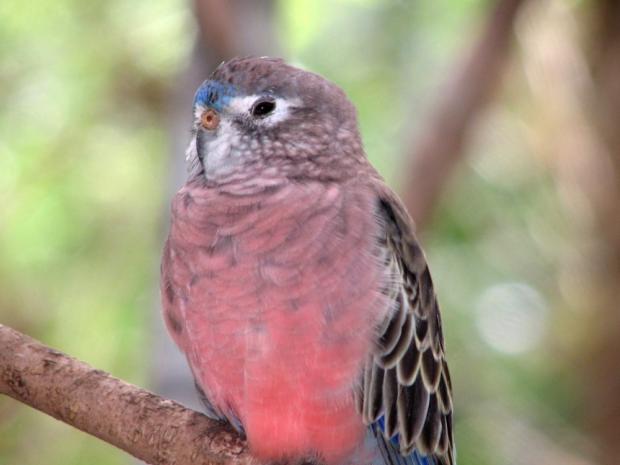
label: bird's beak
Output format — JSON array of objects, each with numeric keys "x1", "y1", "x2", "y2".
[{"x1": 200, "y1": 108, "x2": 220, "y2": 131}]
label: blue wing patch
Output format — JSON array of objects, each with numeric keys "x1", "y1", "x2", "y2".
[{"x1": 370, "y1": 416, "x2": 437, "y2": 465}]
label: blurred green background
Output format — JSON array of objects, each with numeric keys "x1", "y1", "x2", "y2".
[{"x1": 1, "y1": 0, "x2": 619, "y2": 464}]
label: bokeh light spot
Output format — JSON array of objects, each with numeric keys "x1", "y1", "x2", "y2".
[{"x1": 475, "y1": 282, "x2": 548, "y2": 354}]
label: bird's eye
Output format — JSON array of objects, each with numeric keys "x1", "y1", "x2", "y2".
[
  {"x1": 200, "y1": 109, "x2": 220, "y2": 130},
  {"x1": 251, "y1": 98, "x2": 276, "y2": 118}
]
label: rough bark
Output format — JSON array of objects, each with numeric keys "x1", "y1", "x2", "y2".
[
  {"x1": 401, "y1": 0, "x2": 526, "y2": 227},
  {"x1": 0, "y1": 324, "x2": 252, "y2": 465}
]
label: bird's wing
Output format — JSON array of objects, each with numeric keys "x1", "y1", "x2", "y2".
[{"x1": 358, "y1": 189, "x2": 455, "y2": 465}]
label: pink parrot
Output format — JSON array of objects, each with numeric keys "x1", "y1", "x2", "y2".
[{"x1": 161, "y1": 57, "x2": 454, "y2": 465}]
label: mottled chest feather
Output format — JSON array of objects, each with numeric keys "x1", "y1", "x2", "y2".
[{"x1": 161, "y1": 178, "x2": 391, "y2": 463}]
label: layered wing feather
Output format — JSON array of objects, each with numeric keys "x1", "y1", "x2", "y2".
[{"x1": 359, "y1": 194, "x2": 455, "y2": 465}]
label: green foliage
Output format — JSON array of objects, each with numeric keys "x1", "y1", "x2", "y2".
[{"x1": 0, "y1": 1, "x2": 190, "y2": 463}]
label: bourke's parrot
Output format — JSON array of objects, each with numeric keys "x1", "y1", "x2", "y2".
[{"x1": 161, "y1": 57, "x2": 455, "y2": 465}]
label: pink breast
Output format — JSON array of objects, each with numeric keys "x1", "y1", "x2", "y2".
[{"x1": 163, "y1": 181, "x2": 389, "y2": 464}]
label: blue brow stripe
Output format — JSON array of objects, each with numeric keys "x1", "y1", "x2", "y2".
[{"x1": 194, "y1": 80, "x2": 238, "y2": 112}]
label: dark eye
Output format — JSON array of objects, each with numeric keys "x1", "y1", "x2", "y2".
[{"x1": 251, "y1": 98, "x2": 276, "y2": 117}]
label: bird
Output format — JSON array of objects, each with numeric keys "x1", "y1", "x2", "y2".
[{"x1": 161, "y1": 56, "x2": 454, "y2": 465}]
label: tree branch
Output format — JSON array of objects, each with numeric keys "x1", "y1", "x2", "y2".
[
  {"x1": 194, "y1": 0, "x2": 237, "y2": 59},
  {"x1": 401, "y1": 0, "x2": 526, "y2": 227},
  {"x1": 0, "y1": 324, "x2": 253, "y2": 465}
]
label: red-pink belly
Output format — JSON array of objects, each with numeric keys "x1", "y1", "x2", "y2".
[
  {"x1": 169, "y1": 182, "x2": 387, "y2": 464},
  {"x1": 185, "y1": 281, "x2": 375, "y2": 464}
]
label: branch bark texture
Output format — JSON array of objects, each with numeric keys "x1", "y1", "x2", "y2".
[
  {"x1": 401, "y1": 0, "x2": 526, "y2": 227},
  {"x1": 0, "y1": 324, "x2": 252, "y2": 465}
]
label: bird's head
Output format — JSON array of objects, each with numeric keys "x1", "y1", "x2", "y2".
[{"x1": 186, "y1": 57, "x2": 364, "y2": 187}]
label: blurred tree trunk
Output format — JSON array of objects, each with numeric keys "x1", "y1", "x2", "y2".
[
  {"x1": 401, "y1": 0, "x2": 526, "y2": 228},
  {"x1": 515, "y1": 1, "x2": 620, "y2": 462},
  {"x1": 584, "y1": 2, "x2": 620, "y2": 464}
]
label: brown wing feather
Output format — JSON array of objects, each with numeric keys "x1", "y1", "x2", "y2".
[{"x1": 359, "y1": 189, "x2": 455, "y2": 465}]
